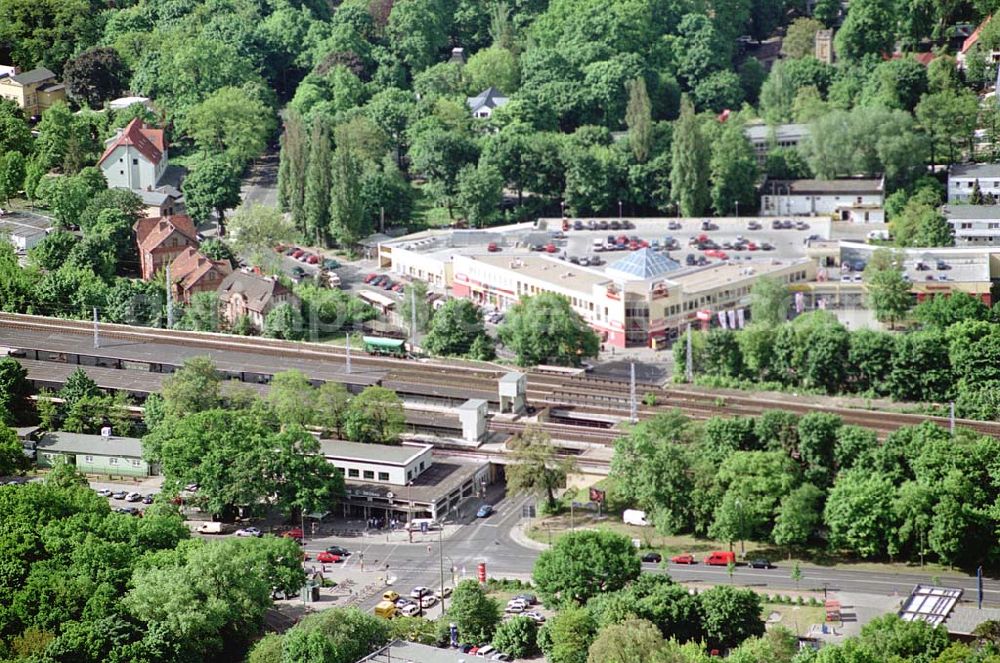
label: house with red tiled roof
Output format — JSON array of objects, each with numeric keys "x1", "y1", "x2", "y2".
[
  {"x1": 167, "y1": 247, "x2": 232, "y2": 304},
  {"x1": 134, "y1": 215, "x2": 198, "y2": 281},
  {"x1": 98, "y1": 118, "x2": 168, "y2": 191},
  {"x1": 957, "y1": 15, "x2": 1000, "y2": 69}
]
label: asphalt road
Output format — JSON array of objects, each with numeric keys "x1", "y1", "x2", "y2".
[
  {"x1": 240, "y1": 151, "x2": 279, "y2": 208},
  {"x1": 303, "y1": 489, "x2": 1000, "y2": 610}
]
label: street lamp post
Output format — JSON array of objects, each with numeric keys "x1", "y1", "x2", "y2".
[
  {"x1": 735, "y1": 498, "x2": 745, "y2": 557},
  {"x1": 735, "y1": 200, "x2": 739, "y2": 219},
  {"x1": 407, "y1": 480, "x2": 414, "y2": 544},
  {"x1": 560, "y1": 200, "x2": 566, "y2": 218},
  {"x1": 618, "y1": 200, "x2": 623, "y2": 219}
]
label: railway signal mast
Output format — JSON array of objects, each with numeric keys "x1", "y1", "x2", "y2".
[{"x1": 629, "y1": 362, "x2": 637, "y2": 423}]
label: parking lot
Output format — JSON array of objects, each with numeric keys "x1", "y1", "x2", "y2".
[{"x1": 548, "y1": 215, "x2": 833, "y2": 265}]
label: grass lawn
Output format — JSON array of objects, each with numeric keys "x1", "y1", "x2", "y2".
[
  {"x1": 761, "y1": 602, "x2": 827, "y2": 637},
  {"x1": 525, "y1": 511, "x2": 959, "y2": 576}
]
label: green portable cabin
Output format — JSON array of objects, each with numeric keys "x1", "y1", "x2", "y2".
[
  {"x1": 36, "y1": 431, "x2": 153, "y2": 478},
  {"x1": 362, "y1": 336, "x2": 406, "y2": 357}
]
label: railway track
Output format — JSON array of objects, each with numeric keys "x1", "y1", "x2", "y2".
[{"x1": 6, "y1": 312, "x2": 1000, "y2": 440}]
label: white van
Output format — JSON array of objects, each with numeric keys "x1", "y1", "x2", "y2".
[
  {"x1": 406, "y1": 518, "x2": 441, "y2": 531},
  {"x1": 196, "y1": 522, "x2": 229, "y2": 534},
  {"x1": 476, "y1": 645, "x2": 495, "y2": 657},
  {"x1": 623, "y1": 509, "x2": 650, "y2": 527}
]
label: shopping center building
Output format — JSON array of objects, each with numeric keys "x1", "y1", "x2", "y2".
[{"x1": 378, "y1": 223, "x2": 815, "y2": 348}]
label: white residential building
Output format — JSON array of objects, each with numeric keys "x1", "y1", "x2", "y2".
[
  {"x1": 942, "y1": 205, "x2": 1000, "y2": 245},
  {"x1": 466, "y1": 87, "x2": 509, "y2": 119},
  {"x1": 947, "y1": 164, "x2": 1000, "y2": 203},
  {"x1": 760, "y1": 178, "x2": 885, "y2": 222},
  {"x1": 97, "y1": 118, "x2": 167, "y2": 191}
]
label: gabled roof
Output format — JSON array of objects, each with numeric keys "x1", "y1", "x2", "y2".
[
  {"x1": 134, "y1": 215, "x2": 198, "y2": 255},
  {"x1": 1, "y1": 67, "x2": 58, "y2": 86},
  {"x1": 762, "y1": 178, "x2": 884, "y2": 196},
  {"x1": 169, "y1": 247, "x2": 232, "y2": 291},
  {"x1": 466, "y1": 87, "x2": 509, "y2": 111},
  {"x1": 37, "y1": 431, "x2": 144, "y2": 458},
  {"x1": 137, "y1": 188, "x2": 176, "y2": 207},
  {"x1": 949, "y1": 163, "x2": 1000, "y2": 179},
  {"x1": 962, "y1": 15, "x2": 992, "y2": 54},
  {"x1": 218, "y1": 271, "x2": 292, "y2": 313},
  {"x1": 607, "y1": 248, "x2": 682, "y2": 281},
  {"x1": 98, "y1": 118, "x2": 165, "y2": 167}
]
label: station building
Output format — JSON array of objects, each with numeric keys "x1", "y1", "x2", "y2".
[{"x1": 320, "y1": 440, "x2": 492, "y2": 522}]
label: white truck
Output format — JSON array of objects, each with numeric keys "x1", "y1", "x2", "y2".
[{"x1": 623, "y1": 509, "x2": 650, "y2": 527}]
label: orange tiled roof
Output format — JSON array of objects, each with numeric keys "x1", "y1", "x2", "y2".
[
  {"x1": 169, "y1": 246, "x2": 232, "y2": 290},
  {"x1": 134, "y1": 215, "x2": 198, "y2": 254}
]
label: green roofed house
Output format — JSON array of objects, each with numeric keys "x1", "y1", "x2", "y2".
[{"x1": 35, "y1": 431, "x2": 154, "y2": 477}]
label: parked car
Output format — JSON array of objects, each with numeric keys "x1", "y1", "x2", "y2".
[
  {"x1": 235, "y1": 527, "x2": 262, "y2": 537},
  {"x1": 476, "y1": 504, "x2": 494, "y2": 518},
  {"x1": 96, "y1": 488, "x2": 113, "y2": 497},
  {"x1": 400, "y1": 604, "x2": 421, "y2": 617},
  {"x1": 196, "y1": 522, "x2": 228, "y2": 534},
  {"x1": 760, "y1": 242, "x2": 774, "y2": 250},
  {"x1": 282, "y1": 527, "x2": 304, "y2": 541},
  {"x1": 317, "y1": 551, "x2": 342, "y2": 563},
  {"x1": 435, "y1": 586, "x2": 453, "y2": 599},
  {"x1": 641, "y1": 552, "x2": 662, "y2": 563},
  {"x1": 364, "y1": 273, "x2": 378, "y2": 283},
  {"x1": 395, "y1": 597, "x2": 415, "y2": 608},
  {"x1": 420, "y1": 595, "x2": 438, "y2": 608},
  {"x1": 284, "y1": 246, "x2": 299, "y2": 255},
  {"x1": 671, "y1": 553, "x2": 696, "y2": 564},
  {"x1": 573, "y1": 220, "x2": 583, "y2": 230},
  {"x1": 936, "y1": 260, "x2": 951, "y2": 270},
  {"x1": 487, "y1": 242, "x2": 500, "y2": 252},
  {"x1": 524, "y1": 611, "x2": 546, "y2": 624},
  {"x1": 545, "y1": 244, "x2": 557, "y2": 253},
  {"x1": 598, "y1": 220, "x2": 610, "y2": 230},
  {"x1": 513, "y1": 593, "x2": 537, "y2": 605},
  {"x1": 382, "y1": 591, "x2": 400, "y2": 603},
  {"x1": 771, "y1": 219, "x2": 783, "y2": 229},
  {"x1": 505, "y1": 600, "x2": 526, "y2": 613},
  {"x1": 668, "y1": 220, "x2": 682, "y2": 230},
  {"x1": 747, "y1": 221, "x2": 761, "y2": 230},
  {"x1": 125, "y1": 491, "x2": 143, "y2": 503},
  {"x1": 685, "y1": 254, "x2": 696, "y2": 266},
  {"x1": 748, "y1": 558, "x2": 773, "y2": 569},
  {"x1": 291, "y1": 249, "x2": 304, "y2": 259},
  {"x1": 291, "y1": 266, "x2": 306, "y2": 279},
  {"x1": 111, "y1": 490, "x2": 128, "y2": 499},
  {"x1": 322, "y1": 258, "x2": 340, "y2": 269},
  {"x1": 185, "y1": 483, "x2": 200, "y2": 492},
  {"x1": 610, "y1": 220, "x2": 621, "y2": 230},
  {"x1": 704, "y1": 551, "x2": 737, "y2": 566},
  {"x1": 795, "y1": 220, "x2": 808, "y2": 230},
  {"x1": 326, "y1": 546, "x2": 351, "y2": 556},
  {"x1": 307, "y1": 254, "x2": 319, "y2": 264},
  {"x1": 410, "y1": 586, "x2": 430, "y2": 599}
]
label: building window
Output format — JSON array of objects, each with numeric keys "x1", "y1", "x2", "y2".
[
  {"x1": 363, "y1": 470, "x2": 374, "y2": 480},
  {"x1": 419, "y1": 461, "x2": 425, "y2": 470},
  {"x1": 109, "y1": 457, "x2": 118, "y2": 465},
  {"x1": 348, "y1": 468, "x2": 359, "y2": 478},
  {"x1": 132, "y1": 158, "x2": 139, "y2": 165},
  {"x1": 378, "y1": 472, "x2": 389, "y2": 481},
  {"x1": 119, "y1": 170, "x2": 124, "y2": 175},
  {"x1": 132, "y1": 460, "x2": 141, "y2": 467},
  {"x1": 84, "y1": 455, "x2": 93, "y2": 463}
]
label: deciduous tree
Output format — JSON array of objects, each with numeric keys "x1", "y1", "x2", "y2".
[
  {"x1": 498, "y1": 292, "x2": 600, "y2": 367},
  {"x1": 533, "y1": 530, "x2": 641, "y2": 606},
  {"x1": 670, "y1": 96, "x2": 709, "y2": 216}
]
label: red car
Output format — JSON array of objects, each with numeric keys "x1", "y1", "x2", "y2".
[
  {"x1": 747, "y1": 242, "x2": 758, "y2": 251},
  {"x1": 282, "y1": 527, "x2": 304, "y2": 541},
  {"x1": 628, "y1": 241, "x2": 640, "y2": 250},
  {"x1": 671, "y1": 554, "x2": 696, "y2": 564},
  {"x1": 487, "y1": 242, "x2": 499, "y2": 252},
  {"x1": 392, "y1": 283, "x2": 404, "y2": 292},
  {"x1": 705, "y1": 249, "x2": 729, "y2": 260},
  {"x1": 545, "y1": 244, "x2": 557, "y2": 253},
  {"x1": 307, "y1": 254, "x2": 319, "y2": 264},
  {"x1": 291, "y1": 249, "x2": 305, "y2": 259},
  {"x1": 364, "y1": 273, "x2": 378, "y2": 283},
  {"x1": 316, "y1": 551, "x2": 341, "y2": 563}
]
